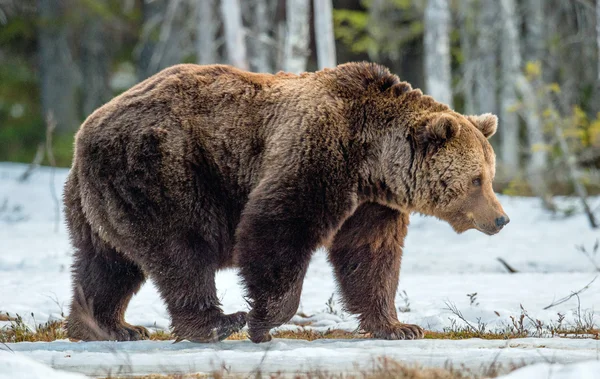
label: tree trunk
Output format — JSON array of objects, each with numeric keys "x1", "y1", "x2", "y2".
[
  {"x1": 137, "y1": 0, "x2": 164, "y2": 81},
  {"x1": 597, "y1": 0, "x2": 600, "y2": 81},
  {"x1": 474, "y1": 0, "x2": 498, "y2": 115},
  {"x1": 283, "y1": 0, "x2": 310, "y2": 74},
  {"x1": 515, "y1": 75, "x2": 552, "y2": 210},
  {"x1": 246, "y1": 0, "x2": 275, "y2": 73},
  {"x1": 424, "y1": 0, "x2": 452, "y2": 107},
  {"x1": 196, "y1": 0, "x2": 218, "y2": 65},
  {"x1": 524, "y1": 0, "x2": 544, "y2": 65},
  {"x1": 148, "y1": 0, "x2": 184, "y2": 74},
  {"x1": 80, "y1": 1, "x2": 111, "y2": 117},
  {"x1": 499, "y1": 0, "x2": 521, "y2": 174},
  {"x1": 366, "y1": 0, "x2": 385, "y2": 62},
  {"x1": 220, "y1": 0, "x2": 248, "y2": 70},
  {"x1": 313, "y1": 0, "x2": 336, "y2": 70},
  {"x1": 37, "y1": 0, "x2": 78, "y2": 132},
  {"x1": 458, "y1": 0, "x2": 475, "y2": 115}
]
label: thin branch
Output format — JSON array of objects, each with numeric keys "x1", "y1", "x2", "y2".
[
  {"x1": 497, "y1": 257, "x2": 519, "y2": 273},
  {"x1": 543, "y1": 275, "x2": 598, "y2": 310},
  {"x1": 18, "y1": 143, "x2": 45, "y2": 182},
  {"x1": 148, "y1": 0, "x2": 181, "y2": 74},
  {"x1": 45, "y1": 112, "x2": 59, "y2": 233},
  {"x1": 443, "y1": 301, "x2": 479, "y2": 333}
]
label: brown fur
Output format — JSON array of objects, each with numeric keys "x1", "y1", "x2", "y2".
[{"x1": 64, "y1": 62, "x2": 508, "y2": 343}]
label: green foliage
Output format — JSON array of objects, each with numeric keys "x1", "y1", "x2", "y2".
[
  {"x1": 332, "y1": 0, "x2": 423, "y2": 58},
  {"x1": 0, "y1": 57, "x2": 45, "y2": 163}
]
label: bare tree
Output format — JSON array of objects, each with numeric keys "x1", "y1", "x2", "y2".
[
  {"x1": 196, "y1": 0, "x2": 218, "y2": 65},
  {"x1": 499, "y1": 0, "x2": 520, "y2": 174},
  {"x1": 313, "y1": 0, "x2": 336, "y2": 70},
  {"x1": 524, "y1": 0, "x2": 544, "y2": 65},
  {"x1": 147, "y1": 0, "x2": 188, "y2": 74},
  {"x1": 137, "y1": 0, "x2": 189, "y2": 80},
  {"x1": 424, "y1": 0, "x2": 452, "y2": 107},
  {"x1": 38, "y1": 0, "x2": 78, "y2": 132},
  {"x1": 80, "y1": 1, "x2": 112, "y2": 117},
  {"x1": 474, "y1": 1, "x2": 498, "y2": 115},
  {"x1": 458, "y1": 0, "x2": 475, "y2": 114},
  {"x1": 283, "y1": 0, "x2": 310, "y2": 74},
  {"x1": 220, "y1": 0, "x2": 248, "y2": 70},
  {"x1": 246, "y1": 0, "x2": 276, "y2": 73},
  {"x1": 136, "y1": 0, "x2": 162, "y2": 80},
  {"x1": 515, "y1": 76, "x2": 552, "y2": 209},
  {"x1": 597, "y1": 0, "x2": 600, "y2": 80}
]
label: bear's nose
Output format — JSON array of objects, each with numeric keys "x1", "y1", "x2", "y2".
[{"x1": 495, "y1": 215, "x2": 510, "y2": 228}]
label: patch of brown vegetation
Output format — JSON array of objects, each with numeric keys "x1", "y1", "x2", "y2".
[
  {"x1": 0, "y1": 314, "x2": 66, "y2": 343},
  {"x1": 101, "y1": 357, "x2": 491, "y2": 379}
]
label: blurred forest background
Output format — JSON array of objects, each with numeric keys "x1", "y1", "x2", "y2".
[{"x1": 1, "y1": 0, "x2": 600, "y2": 204}]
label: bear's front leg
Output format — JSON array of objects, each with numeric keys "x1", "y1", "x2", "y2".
[
  {"x1": 329, "y1": 202, "x2": 424, "y2": 340},
  {"x1": 236, "y1": 205, "x2": 318, "y2": 343},
  {"x1": 236, "y1": 173, "x2": 355, "y2": 343}
]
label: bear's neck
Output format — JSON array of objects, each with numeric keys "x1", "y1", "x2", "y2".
[{"x1": 355, "y1": 129, "x2": 418, "y2": 213}]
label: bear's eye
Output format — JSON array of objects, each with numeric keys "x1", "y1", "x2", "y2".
[{"x1": 472, "y1": 177, "x2": 482, "y2": 187}]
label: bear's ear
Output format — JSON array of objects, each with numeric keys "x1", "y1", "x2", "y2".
[
  {"x1": 467, "y1": 113, "x2": 498, "y2": 139},
  {"x1": 422, "y1": 114, "x2": 461, "y2": 145}
]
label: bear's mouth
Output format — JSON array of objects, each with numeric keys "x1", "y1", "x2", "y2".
[{"x1": 473, "y1": 221, "x2": 502, "y2": 236}]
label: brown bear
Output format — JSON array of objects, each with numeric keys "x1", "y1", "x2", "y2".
[{"x1": 64, "y1": 62, "x2": 509, "y2": 344}]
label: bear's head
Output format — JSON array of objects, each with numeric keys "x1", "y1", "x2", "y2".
[
  {"x1": 416, "y1": 112, "x2": 508, "y2": 235},
  {"x1": 379, "y1": 111, "x2": 509, "y2": 235}
]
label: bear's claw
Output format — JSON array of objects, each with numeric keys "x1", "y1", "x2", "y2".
[
  {"x1": 184, "y1": 311, "x2": 248, "y2": 343},
  {"x1": 249, "y1": 331, "x2": 272, "y2": 343},
  {"x1": 371, "y1": 323, "x2": 425, "y2": 340},
  {"x1": 66, "y1": 320, "x2": 150, "y2": 342}
]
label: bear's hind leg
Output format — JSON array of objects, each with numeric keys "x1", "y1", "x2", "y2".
[
  {"x1": 65, "y1": 172, "x2": 149, "y2": 341},
  {"x1": 328, "y1": 203, "x2": 424, "y2": 340},
  {"x1": 67, "y1": 243, "x2": 149, "y2": 341}
]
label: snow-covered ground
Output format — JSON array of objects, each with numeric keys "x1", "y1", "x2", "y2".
[{"x1": 1, "y1": 162, "x2": 599, "y2": 377}]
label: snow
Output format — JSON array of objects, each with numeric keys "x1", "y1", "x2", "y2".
[
  {"x1": 1, "y1": 162, "x2": 600, "y2": 377},
  {"x1": 499, "y1": 361, "x2": 600, "y2": 379},
  {"x1": 0, "y1": 351, "x2": 87, "y2": 379},
  {"x1": 3, "y1": 338, "x2": 600, "y2": 377}
]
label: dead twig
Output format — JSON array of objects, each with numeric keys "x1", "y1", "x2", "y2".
[
  {"x1": 576, "y1": 239, "x2": 600, "y2": 272},
  {"x1": 497, "y1": 257, "x2": 519, "y2": 273},
  {"x1": 18, "y1": 143, "x2": 45, "y2": 182},
  {"x1": 444, "y1": 301, "x2": 479, "y2": 334},
  {"x1": 543, "y1": 275, "x2": 598, "y2": 310},
  {"x1": 45, "y1": 112, "x2": 59, "y2": 233}
]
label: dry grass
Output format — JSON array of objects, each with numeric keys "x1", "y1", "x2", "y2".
[
  {"x1": 0, "y1": 313, "x2": 66, "y2": 343},
  {"x1": 2, "y1": 313, "x2": 598, "y2": 344},
  {"x1": 0, "y1": 312, "x2": 535, "y2": 379},
  {"x1": 2, "y1": 323, "x2": 598, "y2": 344},
  {"x1": 101, "y1": 357, "x2": 497, "y2": 379}
]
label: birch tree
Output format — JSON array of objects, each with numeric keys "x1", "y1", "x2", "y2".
[
  {"x1": 524, "y1": 0, "x2": 544, "y2": 65},
  {"x1": 137, "y1": 0, "x2": 185, "y2": 80},
  {"x1": 38, "y1": 0, "x2": 78, "y2": 132},
  {"x1": 597, "y1": 0, "x2": 600, "y2": 80},
  {"x1": 424, "y1": 0, "x2": 452, "y2": 107},
  {"x1": 458, "y1": 0, "x2": 475, "y2": 114},
  {"x1": 147, "y1": 0, "x2": 186, "y2": 74},
  {"x1": 220, "y1": 0, "x2": 248, "y2": 70},
  {"x1": 246, "y1": 0, "x2": 275, "y2": 73},
  {"x1": 283, "y1": 0, "x2": 310, "y2": 74},
  {"x1": 313, "y1": 0, "x2": 336, "y2": 70},
  {"x1": 515, "y1": 76, "x2": 550, "y2": 207},
  {"x1": 474, "y1": 1, "x2": 498, "y2": 115},
  {"x1": 80, "y1": 1, "x2": 111, "y2": 117},
  {"x1": 196, "y1": 0, "x2": 218, "y2": 65},
  {"x1": 499, "y1": 0, "x2": 520, "y2": 174}
]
